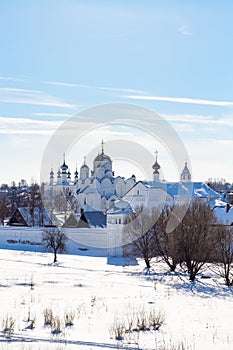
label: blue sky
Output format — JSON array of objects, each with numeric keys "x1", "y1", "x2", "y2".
[{"x1": 0, "y1": 0, "x2": 233, "y2": 184}]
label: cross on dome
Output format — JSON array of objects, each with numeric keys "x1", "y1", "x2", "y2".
[{"x1": 101, "y1": 139, "x2": 104, "y2": 154}]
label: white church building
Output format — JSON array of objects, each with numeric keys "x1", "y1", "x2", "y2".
[
  {"x1": 47, "y1": 140, "x2": 221, "y2": 229},
  {"x1": 48, "y1": 141, "x2": 136, "y2": 214}
]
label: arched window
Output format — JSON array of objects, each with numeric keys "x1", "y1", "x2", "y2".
[{"x1": 119, "y1": 218, "x2": 121, "y2": 224}]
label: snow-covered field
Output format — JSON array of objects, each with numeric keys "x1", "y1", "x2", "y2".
[{"x1": 0, "y1": 249, "x2": 233, "y2": 350}]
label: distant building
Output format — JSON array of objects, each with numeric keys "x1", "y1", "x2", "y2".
[
  {"x1": 107, "y1": 199, "x2": 134, "y2": 227},
  {"x1": 9, "y1": 207, "x2": 58, "y2": 227},
  {"x1": 213, "y1": 202, "x2": 233, "y2": 226},
  {"x1": 77, "y1": 211, "x2": 106, "y2": 228}
]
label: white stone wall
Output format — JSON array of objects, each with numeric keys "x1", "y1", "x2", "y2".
[{"x1": 0, "y1": 226, "x2": 123, "y2": 257}]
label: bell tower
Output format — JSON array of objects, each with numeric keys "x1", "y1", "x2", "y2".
[{"x1": 180, "y1": 161, "x2": 191, "y2": 182}]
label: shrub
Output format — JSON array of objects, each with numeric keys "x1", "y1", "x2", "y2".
[
  {"x1": 136, "y1": 307, "x2": 148, "y2": 331},
  {"x1": 51, "y1": 316, "x2": 62, "y2": 334},
  {"x1": 148, "y1": 309, "x2": 165, "y2": 330},
  {"x1": 43, "y1": 308, "x2": 53, "y2": 326},
  {"x1": 64, "y1": 310, "x2": 75, "y2": 327},
  {"x1": 2, "y1": 315, "x2": 15, "y2": 338},
  {"x1": 110, "y1": 319, "x2": 125, "y2": 340},
  {"x1": 125, "y1": 311, "x2": 136, "y2": 333}
]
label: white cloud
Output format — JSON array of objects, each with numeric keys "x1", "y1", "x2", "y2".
[
  {"x1": 34, "y1": 112, "x2": 72, "y2": 118},
  {"x1": 45, "y1": 80, "x2": 145, "y2": 94},
  {"x1": 124, "y1": 94, "x2": 233, "y2": 107},
  {"x1": 210, "y1": 139, "x2": 233, "y2": 144},
  {"x1": 0, "y1": 116, "x2": 62, "y2": 135},
  {"x1": 172, "y1": 123, "x2": 196, "y2": 133},
  {"x1": 162, "y1": 114, "x2": 214, "y2": 123},
  {"x1": 0, "y1": 87, "x2": 76, "y2": 109},
  {"x1": 179, "y1": 25, "x2": 192, "y2": 36},
  {"x1": 0, "y1": 76, "x2": 27, "y2": 82},
  {"x1": 162, "y1": 113, "x2": 233, "y2": 128}
]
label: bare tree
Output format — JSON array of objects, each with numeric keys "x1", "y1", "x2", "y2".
[
  {"x1": 215, "y1": 226, "x2": 233, "y2": 286},
  {"x1": 42, "y1": 228, "x2": 67, "y2": 263},
  {"x1": 153, "y1": 206, "x2": 181, "y2": 272},
  {"x1": 175, "y1": 201, "x2": 217, "y2": 281},
  {"x1": 0, "y1": 194, "x2": 9, "y2": 225},
  {"x1": 123, "y1": 207, "x2": 156, "y2": 271},
  {"x1": 53, "y1": 192, "x2": 69, "y2": 218},
  {"x1": 28, "y1": 182, "x2": 43, "y2": 226}
]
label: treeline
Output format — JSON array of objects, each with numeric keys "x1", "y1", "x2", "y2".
[
  {"x1": 124, "y1": 201, "x2": 233, "y2": 286},
  {"x1": 207, "y1": 178, "x2": 232, "y2": 192},
  {"x1": 0, "y1": 182, "x2": 76, "y2": 225},
  {"x1": 0, "y1": 182, "x2": 43, "y2": 224}
]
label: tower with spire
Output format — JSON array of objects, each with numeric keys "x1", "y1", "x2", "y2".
[
  {"x1": 61, "y1": 153, "x2": 69, "y2": 185},
  {"x1": 57, "y1": 168, "x2": 62, "y2": 185},
  {"x1": 80, "y1": 157, "x2": 89, "y2": 183},
  {"x1": 152, "y1": 150, "x2": 161, "y2": 182},
  {"x1": 74, "y1": 166, "x2": 79, "y2": 184},
  {"x1": 93, "y1": 139, "x2": 113, "y2": 178},
  {"x1": 180, "y1": 161, "x2": 191, "y2": 182},
  {"x1": 49, "y1": 168, "x2": 54, "y2": 186}
]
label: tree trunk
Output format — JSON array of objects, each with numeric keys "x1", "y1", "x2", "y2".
[
  {"x1": 54, "y1": 250, "x2": 57, "y2": 263},
  {"x1": 145, "y1": 258, "x2": 151, "y2": 269},
  {"x1": 170, "y1": 264, "x2": 176, "y2": 272},
  {"x1": 189, "y1": 271, "x2": 196, "y2": 281}
]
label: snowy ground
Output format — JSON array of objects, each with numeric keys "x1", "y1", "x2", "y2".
[{"x1": 0, "y1": 249, "x2": 233, "y2": 350}]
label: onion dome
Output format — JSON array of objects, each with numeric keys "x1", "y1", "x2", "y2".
[
  {"x1": 81, "y1": 156, "x2": 89, "y2": 168},
  {"x1": 94, "y1": 140, "x2": 111, "y2": 162},
  {"x1": 81, "y1": 163, "x2": 89, "y2": 168},
  {"x1": 50, "y1": 168, "x2": 54, "y2": 177},
  {"x1": 60, "y1": 153, "x2": 68, "y2": 172},
  {"x1": 61, "y1": 161, "x2": 68, "y2": 171},
  {"x1": 152, "y1": 150, "x2": 161, "y2": 174},
  {"x1": 94, "y1": 153, "x2": 111, "y2": 162},
  {"x1": 74, "y1": 167, "x2": 78, "y2": 178},
  {"x1": 61, "y1": 162, "x2": 68, "y2": 170}
]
